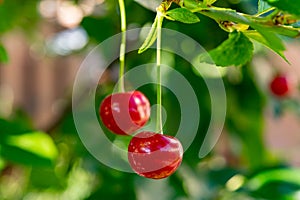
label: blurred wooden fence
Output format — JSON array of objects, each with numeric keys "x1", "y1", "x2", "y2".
[{"x1": 0, "y1": 30, "x2": 81, "y2": 130}]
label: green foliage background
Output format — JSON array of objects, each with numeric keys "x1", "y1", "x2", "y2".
[{"x1": 0, "y1": 0, "x2": 300, "y2": 199}]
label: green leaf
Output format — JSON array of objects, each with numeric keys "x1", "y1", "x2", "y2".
[
  {"x1": 257, "y1": 25, "x2": 300, "y2": 38},
  {"x1": 195, "y1": 6, "x2": 291, "y2": 63},
  {"x1": 1, "y1": 131, "x2": 58, "y2": 166},
  {"x1": 198, "y1": 7, "x2": 299, "y2": 37},
  {"x1": 246, "y1": 168, "x2": 300, "y2": 190},
  {"x1": 255, "y1": 25, "x2": 286, "y2": 50},
  {"x1": 0, "y1": 118, "x2": 57, "y2": 166},
  {"x1": 244, "y1": 30, "x2": 287, "y2": 62},
  {"x1": 201, "y1": 7, "x2": 252, "y2": 25},
  {"x1": 166, "y1": 8, "x2": 200, "y2": 24},
  {"x1": 138, "y1": 15, "x2": 159, "y2": 54},
  {"x1": 200, "y1": 31, "x2": 253, "y2": 67},
  {"x1": 258, "y1": 0, "x2": 271, "y2": 13},
  {"x1": 266, "y1": 0, "x2": 300, "y2": 17},
  {"x1": 203, "y1": 0, "x2": 217, "y2": 5},
  {"x1": 184, "y1": 0, "x2": 202, "y2": 9},
  {"x1": 0, "y1": 45, "x2": 8, "y2": 63},
  {"x1": 6, "y1": 132, "x2": 57, "y2": 159}
]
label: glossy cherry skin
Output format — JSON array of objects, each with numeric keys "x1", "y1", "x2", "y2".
[
  {"x1": 270, "y1": 75, "x2": 289, "y2": 97},
  {"x1": 99, "y1": 91, "x2": 150, "y2": 135},
  {"x1": 128, "y1": 131, "x2": 183, "y2": 179}
]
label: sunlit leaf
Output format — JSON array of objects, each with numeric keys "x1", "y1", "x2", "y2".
[
  {"x1": 184, "y1": 0, "x2": 202, "y2": 9},
  {"x1": 203, "y1": 0, "x2": 217, "y2": 5},
  {"x1": 5, "y1": 132, "x2": 57, "y2": 160},
  {"x1": 166, "y1": 8, "x2": 200, "y2": 24},
  {"x1": 246, "y1": 168, "x2": 300, "y2": 190},
  {"x1": 199, "y1": 31, "x2": 253, "y2": 67},
  {"x1": 0, "y1": 125, "x2": 58, "y2": 166}
]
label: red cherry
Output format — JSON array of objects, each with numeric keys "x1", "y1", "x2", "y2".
[
  {"x1": 270, "y1": 75, "x2": 289, "y2": 97},
  {"x1": 128, "y1": 131, "x2": 183, "y2": 179},
  {"x1": 99, "y1": 91, "x2": 150, "y2": 135}
]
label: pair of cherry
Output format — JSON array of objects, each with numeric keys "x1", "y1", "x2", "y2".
[
  {"x1": 97, "y1": 74, "x2": 290, "y2": 179},
  {"x1": 99, "y1": 91, "x2": 183, "y2": 179}
]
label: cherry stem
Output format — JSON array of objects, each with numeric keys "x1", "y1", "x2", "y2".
[
  {"x1": 118, "y1": 0, "x2": 126, "y2": 93},
  {"x1": 156, "y1": 14, "x2": 164, "y2": 134}
]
